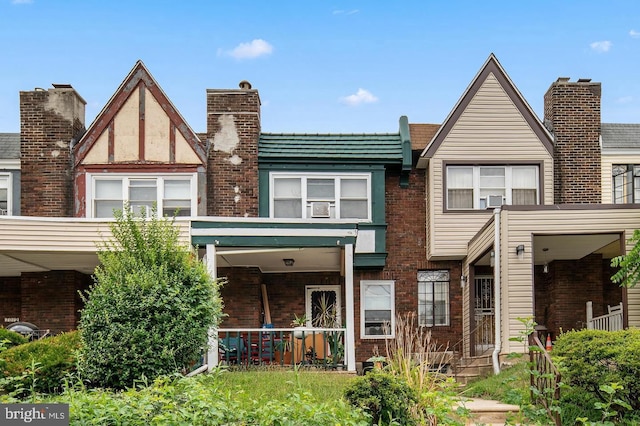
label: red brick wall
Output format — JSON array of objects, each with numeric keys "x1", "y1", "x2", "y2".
[
  {"x1": 206, "y1": 88, "x2": 260, "y2": 217},
  {"x1": 20, "y1": 271, "x2": 91, "y2": 333},
  {"x1": 217, "y1": 267, "x2": 263, "y2": 328},
  {"x1": 543, "y1": 79, "x2": 601, "y2": 204},
  {"x1": 0, "y1": 277, "x2": 21, "y2": 327},
  {"x1": 20, "y1": 88, "x2": 85, "y2": 217}
]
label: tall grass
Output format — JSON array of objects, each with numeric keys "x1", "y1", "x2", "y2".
[{"x1": 383, "y1": 313, "x2": 465, "y2": 425}]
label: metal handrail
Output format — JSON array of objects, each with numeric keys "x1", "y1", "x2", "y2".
[
  {"x1": 528, "y1": 333, "x2": 561, "y2": 426},
  {"x1": 450, "y1": 321, "x2": 494, "y2": 377}
]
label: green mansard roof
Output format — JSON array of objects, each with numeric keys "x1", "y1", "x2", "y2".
[{"x1": 258, "y1": 116, "x2": 411, "y2": 166}]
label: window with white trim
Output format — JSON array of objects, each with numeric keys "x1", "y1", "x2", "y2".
[
  {"x1": 361, "y1": 280, "x2": 395, "y2": 338},
  {"x1": 418, "y1": 270, "x2": 450, "y2": 327},
  {"x1": 89, "y1": 174, "x2": 196, "y2": 218},
  {"x1": 446, "y1": 165, "x2": 539, "y2": 210},
  {"x1": 0, "y1": 174, "x2": 10, "y2": 215},
  {"x1": 613, "y1": 165, "x2": 640, "y2": 204},
  {"x1": 271, "y1": 173, "x2": 370, "y2": 219}
]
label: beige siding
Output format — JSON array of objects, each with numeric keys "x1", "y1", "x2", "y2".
[
  {"x1": 500, "y1": 208, "x2": 640, "y2": 352},
  {"x1": 0, "y1": 217, "x2": 191, "y2": 251},
  {"x1": 464, "y1": 219, "x2": 495, "y2": 356},
  {"x1": 601, "y1": 154, "x2": 640, "y2": 203},
  {"x1": 428, "y1": 73, "x2": 553, "y2": 259}
]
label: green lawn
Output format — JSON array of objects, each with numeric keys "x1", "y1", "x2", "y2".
[{"x1": 216, "y1": 369, "x2": 357, "y2": 403}]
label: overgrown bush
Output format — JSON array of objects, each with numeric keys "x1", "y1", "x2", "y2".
[
  {"x1": 0, "y1": 328, "x2": 28, "y2": 351},
  {"x1": 55, "y1": 373, "x2": 370, "y2": 425},
  {"x1": 553, "y1": 328, "x2": 640, "y2": 412},
  {"x1": 344, "y1": 370, "x2": 417, "y2": 425},
  {"x1": 0, "y1": 331, "x2": 81, "y2": 395},
  {"x1": 78, "y1": 207, "x2": 223, "y2": 389}
]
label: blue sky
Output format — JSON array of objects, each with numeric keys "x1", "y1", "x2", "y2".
[{"x1": 1, "y1": 1, "x2": 639, "y2": 134}]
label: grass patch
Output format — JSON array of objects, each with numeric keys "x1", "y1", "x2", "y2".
[
  {"x1": 461, "y1": 360, "x2": 530, "y2": 406},
  {"x1": 216, "y1": 368, "x2": 356, "y2": 403}
]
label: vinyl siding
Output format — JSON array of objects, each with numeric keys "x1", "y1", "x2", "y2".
[
  {"x1": 428, "y1": 74, "x2": 553, "y2": 259},
  {"x1": 500, "y1": 208, "x2": 640, "y2": 352}
]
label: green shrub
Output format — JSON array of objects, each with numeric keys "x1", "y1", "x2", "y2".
[
  {"x1": 553, "y1": 328, "x2": 640, "y2": 411},
  {"x1": 0, "y1": 331, "x2": 81, "y2": 395},
  {"x1": 344, "y1": 370, "x2": 417, "y2": 425},
  {"x1": 0, "y1": 328, "x2": 28, "y2": 351},
  {"x1": 50, "y1": 372, "x2": 369, "y2": 425},
  {"x1": 78, "y1": 207, "x2": 223, "y2": 389}
]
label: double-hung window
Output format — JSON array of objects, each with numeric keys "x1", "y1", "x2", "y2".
[
  {"x1": 361, "y1": 280, "x2": 395, "y2": 338},
  {"x1": 446, "y1": 165, "x2": 538, "y2": 210},
  {"x1": 271, "y1": 173, "x2": 370, "y2": 220},
  {"x1": 90, "y1": 174, "x2": 196, "y2": 218},
  {"x1": 0, "y1": 174, "x2": 10, "y2": 215},
  {"x1": 612, "y1": 165, "x2": 640, "y2": 204},
  {"x1": 418, "y1": 270, "x2": 450, "y2": 327}
]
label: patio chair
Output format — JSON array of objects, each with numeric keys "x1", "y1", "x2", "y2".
[{"x1": 219, "y1": 335, "x2": 247, "y2": 364}]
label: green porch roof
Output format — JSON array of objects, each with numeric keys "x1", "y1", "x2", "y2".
[{"x1": 259, "y1": 133, "x2": 404, "y2": 164}]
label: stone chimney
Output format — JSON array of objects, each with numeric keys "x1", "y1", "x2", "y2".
[
  {"x1": 20, "y1": 85, "x2": 86, "y2": 216},
  {"x1": 206, "y1": 81, "x2": 261, "y2": 217},
  {"x1": 544, "y1": 78, "x2": 601, "y2": 204}
]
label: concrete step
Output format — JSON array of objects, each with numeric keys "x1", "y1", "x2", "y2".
[{"x1": 456, "y1": 398, "x2": 520, "y2": 425}]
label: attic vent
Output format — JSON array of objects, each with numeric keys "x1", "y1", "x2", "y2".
[{"x1": 311, "y1": 202, "x2": 331, "y2": 218}]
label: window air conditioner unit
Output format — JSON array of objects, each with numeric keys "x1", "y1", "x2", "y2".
[
  {"x1": 311, "y1": 202, "x2": 331, "y2": 218},
  {"x1": 486, "y1": 195, "x2": 504, "y2": 208}
]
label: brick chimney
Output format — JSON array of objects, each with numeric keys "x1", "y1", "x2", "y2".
[
  {"x1": 20, "y1": 85, "x2": 86, "y2": 216},
  {"x1": 544, "y1": 78, "x2": 601, "y2": 204},
  {"x1": 206, "y1": 81, "x2": 260, "y2": 217}
]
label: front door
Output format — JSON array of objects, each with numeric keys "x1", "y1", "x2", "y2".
[
  {"x1": 474, "y1": 276, "x2": 495, "y2": 355},
  {"x1": 306, "y1": 285, "x2": 341, "y2": 328}
]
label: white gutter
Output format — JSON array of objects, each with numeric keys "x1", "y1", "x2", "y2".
[{"x1": 492, "y1": 208, "x2": 502, "y2": 374}]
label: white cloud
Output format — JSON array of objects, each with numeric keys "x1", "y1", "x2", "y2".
[
  {"x1": 12, "y1": 0, "x2": 33, "y2": 4},
  {"x1": 630, "y1": 30, "x2": 640, "y2": 38},
  {"x1": 332, "y1": 9, "x2": 359, "y2": 15},
  {"x1": 340, "y1": 89, "x2": 378, "y2": 106},
  {"x1": 225, "y1": 39, "x2": 273, "y2": 59},
  {"x1": 590, "y1": 40, "x2": 612, "y2": 53},
  {"x1": 616, "y1": 96, "x2": 633, "y2": 104}
]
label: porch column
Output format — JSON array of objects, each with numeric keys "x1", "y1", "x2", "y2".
[
  {"x1": 344, "y1": 243, "x2": 356, "y2": 372},
  {"x1": 206, "y1": 244, "x2": 219, "y2": 371}
]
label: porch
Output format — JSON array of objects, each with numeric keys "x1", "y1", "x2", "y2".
[{"x1": 209, "y1": 327, "x2": 347, "y2": 369}]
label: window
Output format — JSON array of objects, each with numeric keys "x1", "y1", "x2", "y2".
[
  {"x1": 271, "y1": 173, "x2": 370, "y2": 219},
  {"x1": 613, "y1": 165, "x2": 640, "y2": 204},
  {"x1": 446, "y1": 165, "x2": 539, "y2": 210},
  {"x1": 0, "y1": 174, "x2": 10, "y2": 215},
  {"x1": 418, "y1": 270, "x2": 450, "y2": 327},
  {"x1": 361, "y1": 280, "x2": 395, "y2": 338},
  {"x1": 90, "y1": 174, "x2": 196, "y2": 218}
]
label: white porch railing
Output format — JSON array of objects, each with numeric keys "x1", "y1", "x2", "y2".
[
  {"x1": 586, "y1": 301, "x2": 623, "y2": 331},
  {"x1": 207, "y1": 327, "x2": 348, "y2": 371}
]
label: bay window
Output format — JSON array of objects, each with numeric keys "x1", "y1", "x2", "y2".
[
  {"x1": 446, "y1": 165, "x2": 538, "y2": 210},
  {"x1": 90, "y1": 174, "x2": 196, "y2": 218},
  {"x1": 271, "y1": 173, "x2": 370, "y2": 219}
]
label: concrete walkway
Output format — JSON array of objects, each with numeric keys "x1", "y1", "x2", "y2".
[{"x1": 456, "y1": 397, "x2": 521, "y2": 425}]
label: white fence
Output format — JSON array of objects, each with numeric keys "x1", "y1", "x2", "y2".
[{"x1": 586, "y1": 301, "x2": 623, "y2": 331}]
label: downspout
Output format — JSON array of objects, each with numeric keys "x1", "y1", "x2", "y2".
[{"x1": 492, "y1": 207, "x2": 502, "y2": 374}]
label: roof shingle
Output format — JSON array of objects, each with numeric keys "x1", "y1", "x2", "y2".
[{"x1": 0, "y1": 133, "x2": 20, "y2": 159}]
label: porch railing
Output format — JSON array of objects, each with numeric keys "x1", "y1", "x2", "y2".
[
  {"x1": 586, "y1": 301, "x2": 623, "y2": 331},
  {"x1": 450, "y1": 320, "x2": 494, "y2": 379},
  {"x1": 210, "y1": 328, "x2": 346, "y2": 370},
  {"x1": 528, "y1": 332, "x2": 561, "y2": 426}
]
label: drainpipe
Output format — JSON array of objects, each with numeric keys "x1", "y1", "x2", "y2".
[{"x1": 492, "y1": 208, "x2": 502, "y2": 374}]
